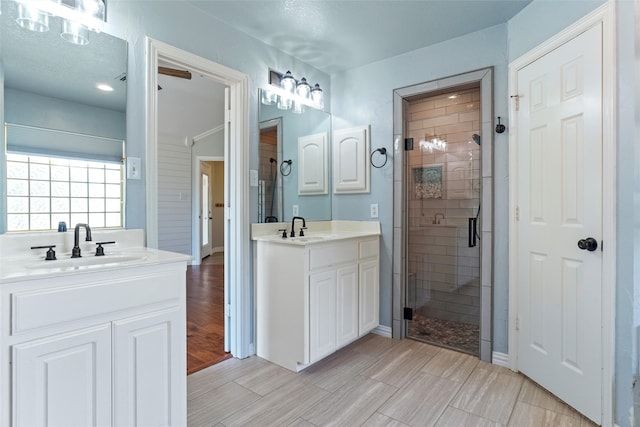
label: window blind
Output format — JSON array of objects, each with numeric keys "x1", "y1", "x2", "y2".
[{"x1": 5, "y1": 123, "x2": 124, "y2": 163}]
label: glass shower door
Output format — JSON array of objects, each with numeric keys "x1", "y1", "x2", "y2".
[{"x1": 404, "y1": 86, "x2": 482, "y2": 356}]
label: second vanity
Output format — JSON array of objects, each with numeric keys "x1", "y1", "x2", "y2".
[{"x1": 252, "y1": 220, "x2": 380, "y2": 372}]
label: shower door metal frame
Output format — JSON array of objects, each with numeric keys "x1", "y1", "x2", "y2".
[{"x1": 391, "y1": 68, "x2": 494, "y2": 362}]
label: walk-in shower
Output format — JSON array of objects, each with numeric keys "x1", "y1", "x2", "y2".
[{"x1": 405, "y1": 85, "x2": 482, "y2": 355}]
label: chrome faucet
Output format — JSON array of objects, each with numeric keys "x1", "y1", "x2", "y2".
[
  {"x1": 290, "y1": 216, "x2": 306, "y2": 237},
  {"x1": 71, "y1": 223, "x2": 92, "y2": 258},
  {"x1": 433, "y1": 213, "x2": 445, "y2": 225}
]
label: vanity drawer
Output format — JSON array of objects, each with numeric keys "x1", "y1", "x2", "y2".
[
  {"x1": 359, "y1": 238, "x2": 379, "y2": 260},
  {"x1": 11, "y1": 271, "x2": 182, "y2": 335},
  {"x1": 308, "y1": 241, "x2": 358, "y2": 270}
]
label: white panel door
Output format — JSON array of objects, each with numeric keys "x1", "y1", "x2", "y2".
[
  {"x1": 515, "y1": 23, "x2": 603, "y2": 423},
  {"x1": 113, "y1": 307, "x2": 186, "y2": 427},
  {"x1": 333, "y1": 125, "x2": 370, "y2": 193},
  {"x1": 12, "y1": 324, "x2": 112, "y2": 427},
  {"x1": 309, "y1": 270, "x2": 337, "y2": 363},
  {"x1": 359, "y1": 259, "x2": 380, "y2": 335},
  {"x1": 336, "y1": 264, "x2": 359, "y2": 347},
  {"x1": 200, "y1": 162, "x2": 213, "y2": 258}
]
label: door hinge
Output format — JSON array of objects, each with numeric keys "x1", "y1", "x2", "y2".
[
  {"x1": 225, "y1": 304, "x2": 231, "y2": 318},
  {"x1": 510, "y1": 94, "x2": 520, "y2": 111},
  {"x1": 403, "y1": 307, "x2": 413, "y2": 320},
  {"x1": 404, "y1": 138, "x2": 414, "y2": 151},
  {"x1": 516, "y1": 316, "x2": 520, "y2": 331},
  {"x1": 515, "y1": 206, "x2": 520, "y2": 221}
]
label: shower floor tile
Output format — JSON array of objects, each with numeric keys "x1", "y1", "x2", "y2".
[{"x1": 407, "y1": 314, "x2": 479, "y2": 356}]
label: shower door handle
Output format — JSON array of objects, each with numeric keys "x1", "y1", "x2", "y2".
[{"x1": 468, "y1": 218, "x2": 477, "y2": 248}]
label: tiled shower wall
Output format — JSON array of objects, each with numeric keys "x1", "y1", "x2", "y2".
[
  {"x1": 406, "y1": 87, "x2": 481, "y2": 325},
  {"x1": 258, "y1": 128, "x2": 277, "y2": 222}
]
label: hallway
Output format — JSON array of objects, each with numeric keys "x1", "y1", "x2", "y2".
[
  {"x1": 187, "y1": 334, "x2": 597, "y2": 426},
  {"x1": 187, "y1": 253, "x2": 231, "y2": 374}
]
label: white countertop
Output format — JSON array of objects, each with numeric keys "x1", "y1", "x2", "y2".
[
  {"x1": 0, "y1": 247, "x2": 192, "y2": 283},
  {"x1": 0, "y1": 229, "x2": 192, "y2": 283},
  {"x1": 251, "y1": 220, "x2": 381, "y2": 246}
]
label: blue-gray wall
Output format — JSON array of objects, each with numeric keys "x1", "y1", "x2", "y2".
[{"x1": 330, "y1": 24, "x2": 510, "y2": 344}]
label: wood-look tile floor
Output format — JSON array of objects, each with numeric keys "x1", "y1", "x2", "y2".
[{"x1": 187, "y1": 334, "x2": 598, "y2": 427}]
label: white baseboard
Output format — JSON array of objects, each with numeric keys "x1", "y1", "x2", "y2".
[
  {"x1": 492, "y1": 351, "x2": 510, "y2": 368},
  {"x1": 372, "y1": 325, "x2": 392, "y2": 338},
  {"x1": 212, "y1": 246, "x2": 224, "y2": 253}
]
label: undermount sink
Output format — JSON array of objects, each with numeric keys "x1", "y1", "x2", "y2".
[
  {"x1": 25, "y1": 254, "x2": 146, "y2": 270},
  {"x1": 288, "y1": 234, "x2": 338, "y2": 243}
]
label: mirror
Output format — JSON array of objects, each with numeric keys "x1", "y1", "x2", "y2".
[
  {"x1": 1, "y1": 1, "x2": 128, "y2": 233},
  {"x1": 259, "y1": 89, "x2": 331, "y2": 223}
]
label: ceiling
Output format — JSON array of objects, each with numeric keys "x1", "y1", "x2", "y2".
[{"x1": 185, "y1": 0, "x2": 532, "y2": 75}]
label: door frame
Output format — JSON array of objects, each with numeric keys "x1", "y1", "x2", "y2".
[
  {"x1": 193, "y1": 156, "x2": 224, "y2": 264},
  {"x1": 507, "y1": 3, "x2": 615, "y2": 425},
  {"x1": 145, "y1": 38, "x2": 251, "y2": 358},
  {"x1": 392, "y1": 67, "x2": 494, "y2": 362}
]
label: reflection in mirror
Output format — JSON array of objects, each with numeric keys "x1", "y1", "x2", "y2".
[
  {"x1": 259, "y1": 118, "x2": 283, "y2": 223},
  {"x1": 258, "y1": 89, "x2": 332, "y2": 223},
  {"x1": 1, "y1": 1, "x2": 127, "y2": 233}
]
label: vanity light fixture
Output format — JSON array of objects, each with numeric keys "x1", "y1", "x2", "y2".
[
  {"x1": 13, "y1": 0, "x2": 106, "y2": 43},
  {"x1": 60, "y1": 18, "x2": 89, "y2": 45},
  {"x1": 263, "y1": 69, "x2": 325, "y2": 112},
  {"x1": 419, "y1": 135, "x2": 447, "y2": 153},
  {"x1": 15, "y1": 3, "x2": 50, "y2": 32}
]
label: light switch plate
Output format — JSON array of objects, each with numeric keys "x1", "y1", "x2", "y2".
[
  {"x1": 292, "y1": 205, "x2": 299, "y2": 216},
  {"x1": 250, "y1": 169, "x2": 259, "y2": 187},
  {"x1": 370, "y1": 203, "x2": 379, "y2": 218},
  {"x1": 127, "y1": 157, "x2": 141, "y2": 180}
]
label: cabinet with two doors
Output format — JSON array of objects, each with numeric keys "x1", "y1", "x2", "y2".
[
  {"x1": 0, "y1": 261, "x2": 187, "y2": 427},
  {"x1": 256, "y1": 235, "x2": 379, "y2": 372}
]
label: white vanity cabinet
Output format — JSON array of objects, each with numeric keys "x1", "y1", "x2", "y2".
[
  {"x1": 256, "y1": 235, "x2": 379, "y2": 371},
  {"x1": 1, "y1": 258, "x2": 188, "y2": 427}
]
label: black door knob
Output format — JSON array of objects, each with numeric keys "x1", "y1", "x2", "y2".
[{"x1": 577, "y1": 237, "x2": 598, "y2": 252}]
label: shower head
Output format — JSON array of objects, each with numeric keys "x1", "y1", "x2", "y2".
[{"x1": 472, "y1": 134, "x2": 481, "y2": 145}]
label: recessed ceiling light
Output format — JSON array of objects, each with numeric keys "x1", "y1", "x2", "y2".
[
  {"x1": 448, "y1": 94, "x2": 458, "y2": 99},
  {"x1": 96, "y1": 83, "x2": 114, "y2": 92}
]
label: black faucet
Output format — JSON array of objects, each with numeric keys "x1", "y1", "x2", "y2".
[
  {"x1": 71, "y1": 223, "x2": 92, "y2": 258},
  {"x1": 290, "y1": 216, "x2": 306, "y2": 237}
]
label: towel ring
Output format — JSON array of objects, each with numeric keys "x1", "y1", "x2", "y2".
[
  {"x1": 280, "y1": 159, "x2": 292, "y2": 176},
  {"x1": 370, "y1": 147, "x2": 388, "y2": 169}
]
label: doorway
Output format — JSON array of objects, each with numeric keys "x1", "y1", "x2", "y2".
[
  {"x1": 392, "y1": 68, "x2": 494, "y2": 362},
  {"x1": 200, "y1": 161, "x2": 212, "y2": 258},
  {"x1": 508, "y1": 5, "x2": 615, "y2": 424},
  {"x1": 404, "y1": 85, "x2": 482, "y2": 356},
  {"x1": 145, "y1": 38, "x2": 252, "y2": 363}
]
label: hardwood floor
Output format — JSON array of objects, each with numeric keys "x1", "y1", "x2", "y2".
[
  {"x1": 187, "y1": 252, "x2": 231, "y2": 374},
  {"x1": 187, "y1": 334, "x2": 597, "y2": 427}
]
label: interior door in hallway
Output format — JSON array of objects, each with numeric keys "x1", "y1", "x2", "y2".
[
  {"x1": 200, "y1": 161, "x2": 212, "y2": 259},
  {"x1": 514, "y1": 23, "x2": 603, "y2": 424}
]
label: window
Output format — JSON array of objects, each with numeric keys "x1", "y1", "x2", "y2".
[{"x1": 6, "y1": 153, "x2": 123, "y2": 232}]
